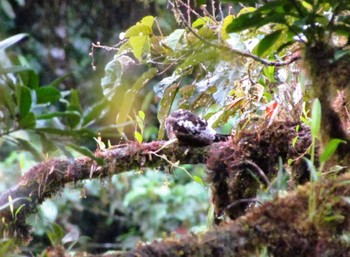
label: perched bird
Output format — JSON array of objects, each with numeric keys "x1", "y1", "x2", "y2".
[{"x1": 165, "y1": 109, "x2": 229, "y2": 146}]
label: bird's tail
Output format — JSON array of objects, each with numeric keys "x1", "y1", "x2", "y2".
[{"x1": 214, "y1": 133, "x2": 230, "y2": 142}]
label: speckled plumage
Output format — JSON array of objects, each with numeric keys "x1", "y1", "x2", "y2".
[{"x1": 165, "y1": 109, "x2": 227, "y2": 146}]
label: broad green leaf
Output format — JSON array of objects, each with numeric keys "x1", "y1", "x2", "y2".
[
  {"x1": 36, "y1": 86, "x2": 61, "y2": 104},
  {"x1": 47, "y1": 223, "x2": 65, "y2": 245},
  {"x1": 19, "y1": 86, "x2": 31, "y2": 118},
  {"x1": 116, "y1": 68, "x2": 157, "y2": 134},
  {"x1": 253, "y1": 30, "x2": 283, "y2": 57},
  {"x1": 129, "y1": 35, "x2": 149, "y2": 61},
  {"x1": 165, "y1": 29, "x2": 185, "y2": 51},
  {"x1": 0, "y1": 33, "x2": 27, "y2": 50},
  {"x1": 124, "y1": 24, "x2": 152, "y2": 38},
  {"x1": 193, "y1": 175, "x2": 204, "y2": 185},
  {"x1": 19, "y1": 69, "x2": 39, "y2": 89},
  {"x1": 134, "y1": 131, "x2": 143, "y2": 144},
  {"x1": 67, "y1": 144, "x2": 104, "y2": 165},
  {"x1": 157, "y1": 83, "x2": 178, "y2": 139},
  {"x1": 15, "y1": 138, "x2": 44, "y2": 162},
  {"x1": 18, "y1": 112, "x2": 35, "y2": 129},
  {"x1": 192, "y1": 17, "x2": 213, "y2": 28},
  {"x1": 138, "y1": 110, "x2": 145, "y2": 120},
  {"x1": 67, "y1": 90, "x2": 82, "y2": 128},
  {"x1": 221, "y1": 15, "x2": 234, "y2": 40},
  {"x1": 320, "y1": 139, "x2": 346, "y2": 162},
  {"x1": 311, "y1": 98, "x2": 321, "y2": 138},
  {"x1": 140, "y1": 15, "x2": 154, "y2": 28}
]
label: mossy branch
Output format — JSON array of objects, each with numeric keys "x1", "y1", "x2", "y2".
[{"x1": 0, "y1": 141, "x2": 208, "y2": 242}]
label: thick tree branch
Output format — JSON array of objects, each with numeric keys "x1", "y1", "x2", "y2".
[
  {"x1": 0, "y1": 121, "x2": 312, "y2": 251},
  {"x1": 0, "y1": 141, "x2": 208, "y2": 242}
]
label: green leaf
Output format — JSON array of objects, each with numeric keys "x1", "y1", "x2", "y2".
[
  {"x1": 45, "y1": 73, "x2": 73, "y2": 88},
  {"x1": 129, "y1": 35, "x2": 149, "y2": 61},
  {"x1": 253, "y1": 30, "x2": 283, "y2": 57},
  {"x1": 138, "y1": 110, "x2": 145, "y2": 120},
  {"x1": 19, "y1": 86, "x2": 32, "y2": 118},
  {"x1": 116, "y1": 68, "x2": 157, "y2": 134},
  {"x1": 193, "y1": 175, "x2": 204, "y2": 185},
  {"x1": 47, "y1": 223, "x2": 65, "y2": 245},
  {"x1": 36, "y1": 111, "x2": 80, "y2": 120},
  {"x1": 124, "y1": 24, "x2": 152, "y2": 38},
  {"x1": 36, "y1": 86, "x2": 61, "y2": 104},
  {"x1": 67, "y1": 89, "x2": 82, "y2": 128},
  {"x1": 157, "y1": 83, "x2": 178, "y2": 139},
  {"x1": 165, "y1": 29, "x2": 185, "y2": 51},
  {"x1": 134, "y1": 131, "x2": 143, "y2": 144},
  {"x1": 304, "y1": 157, "x2": 319, "y2": 182},
  {"x1": 15, "y1": 138, "x2": 44, "y2": 162},
  {"x1": 82, "y1": 99, "x2": 109, "y2": 126},
  {"x1": 320, "y1": 139, "x2": 346, "y2": 162},
  {"x1": 0, "y1": 33, "x2": 28, "y2": 50},
  {"x1": 311, "y1": 98, "x2": 321, "y2": 138},
  {"x1": 36, "y1": 127, "x2": 95, "y2": 137},
  {"x1": 221, "y1": 15, "x2": 234, "y2": 40},
  {"x1": 67, "y1": 144, "x2": 104, "y2": 165},
  {"x1": 19, "y1": 69, "x2": 39, "y2": 89},
  {"x1": 0, "y1": 82, "x2": 16, "y2": 116},
  {"x1": 140, "y1": 15, "x2": 154, "y2": 28},
  {"x1": 0, "y1": 66, "x2": 32, "y2": 75},
  {"x1": 226, "y1": 4, "x2": 288, "y2": 33},
  {"x1": 18, "y1": 112, "x2": 36, "y2": 129},
  {"x1": 192, "y1": 17, "x2": 213, "y2": 28}
]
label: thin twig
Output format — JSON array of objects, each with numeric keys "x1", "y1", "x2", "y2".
[
  {"x1": 172, "y1": 0, "x2": 301, "y2": 67},
  {"x1": 243, "y1": 160, "x2": 271, "y2": 186}
]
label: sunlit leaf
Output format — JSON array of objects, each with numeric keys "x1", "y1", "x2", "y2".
[
  {"x1": 134, "y1": 131, "x2": 143, "y2": 143},
  {"x1": 129, "y1": 35, "x2": 149, "y2": 61},
  {"x1": 221, "y1": 15, "x2": 234, "y2": 40},
  {"x1": 193, "y1": 175, "x2": 204, "y2": 185},
  {"x1": 311, "y1": 98, "x2": 321, "y2": 138},
  {"x1": 124, "y1": 24, "x2": 152, "y2": 38},
  {"x1": 140, "y1": 15, "x2": 155, "y2": 28},
  {"x1": 320, "y1": 139, "x2": 346, "y2": 162},
  {"x1": 192, "y1": 17, "x2": 213, "y2": 28},
  {"x1": 0, "y1": 33, "x2": 27, "y2": 50}
]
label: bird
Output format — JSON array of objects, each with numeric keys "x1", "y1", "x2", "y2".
[{"x1": 165, "y1": 109, "x2": 229, "y2": 146}]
